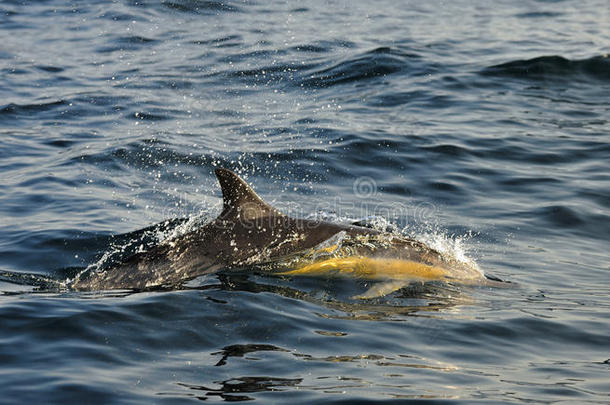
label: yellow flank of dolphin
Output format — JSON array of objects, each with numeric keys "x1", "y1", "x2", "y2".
[{"x1": 278, "y1": 256, "x2": 449, "y2": 281}]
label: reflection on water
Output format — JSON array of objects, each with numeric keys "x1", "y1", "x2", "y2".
[
  {"x1": 171, "y1": 348, "x2": 460, "y2": 402},
  {"x1": 1, "y1": 267, "x2": 479, "y2": 321},
  {"x1": 175, "y1": 376, "x2": 303, "y2": 402},
  {"x1": 206, "y1": 272, "x2": 476, "y2": 322},
  {"x1": 212, "y1": 344, "x2": 289, "y2": 367}
]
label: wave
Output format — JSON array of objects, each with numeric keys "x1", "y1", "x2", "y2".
[
  {"x1": 481, "y1": 55, "x2": 610, "y2": 82},
  {"x1": 0, "y1": 100, "x2": 67, "y2": 116},
  {"x1": 0, "y1": 96, "x2": 129, "y2": 123},
  {"x1": 204, "y1": 46, "x2": 437, "y2": 91},
  {"x1": 160, "y1": 0, "x2": 241, "y2": 14},
  {"x1": 299, "y1": 47, "x2": 430, "y2": 88},
  {"x1": 96, "y1": 35, "x2": 159, "y2": 53}
]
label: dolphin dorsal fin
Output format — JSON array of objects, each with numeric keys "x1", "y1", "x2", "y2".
[{"x1": 215, "y1": 168, "x2": 282, "y2": 220}]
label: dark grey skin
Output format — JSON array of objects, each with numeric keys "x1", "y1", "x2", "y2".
[{"x1": 71, "y1": 168, "x2": 448, "y2": 291}]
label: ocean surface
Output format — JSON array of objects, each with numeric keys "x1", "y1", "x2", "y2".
[{"x1": 1, "y1": 0, "x2": 609, "y2": 403}]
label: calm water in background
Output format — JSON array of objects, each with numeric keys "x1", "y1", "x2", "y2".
[{"x1": 1, "y1": 0, "x2": 609, "y2": 403}]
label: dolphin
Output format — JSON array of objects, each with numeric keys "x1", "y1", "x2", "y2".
[{"x1": 71, "y1": 168, "x2": 488, "y2": 296}]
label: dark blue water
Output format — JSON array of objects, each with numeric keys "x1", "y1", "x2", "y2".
[{"x1": 1, "y1": 0, "x2": 609, "y2": 403}]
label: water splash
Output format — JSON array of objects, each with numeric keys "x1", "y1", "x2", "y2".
[{"x1": 414, "y1": 230, "x2": 483, "y2": 278}]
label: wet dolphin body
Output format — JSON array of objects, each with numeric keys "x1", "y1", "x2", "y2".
[{"x1": 72, "y1": 168, "x2": 485, "y2": 294}]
